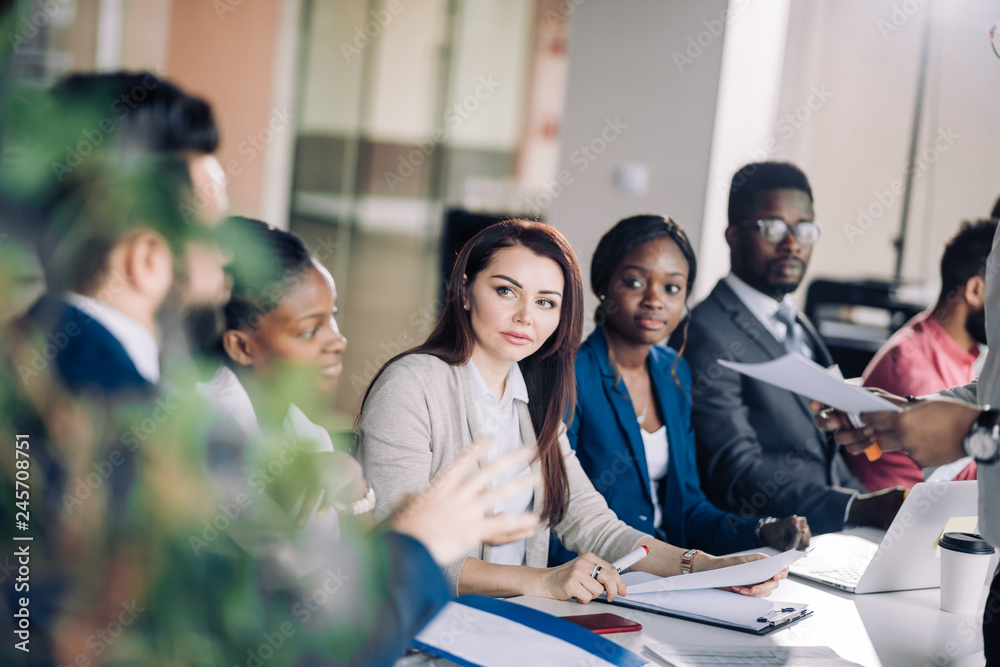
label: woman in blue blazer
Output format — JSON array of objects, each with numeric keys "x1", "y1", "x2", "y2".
[{"x1": 552, "y1": 215, "x2": 810, "y2": 563}]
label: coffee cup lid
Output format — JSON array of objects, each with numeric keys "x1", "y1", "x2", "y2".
[{"x1": 939, "y1": 532, "x2": 996, "y2": 555}]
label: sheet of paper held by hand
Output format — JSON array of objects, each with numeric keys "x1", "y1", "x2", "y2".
[
  {"x1": 622, "y1": 549, "x2": 805, "y2": 594},
  {"x1": 717, "y1": 354, "x2": 901, "y2": 416}
]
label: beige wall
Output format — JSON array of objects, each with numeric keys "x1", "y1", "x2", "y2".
[{"x1": 165, "y1": 0, "x2": 287, "y2": 220}]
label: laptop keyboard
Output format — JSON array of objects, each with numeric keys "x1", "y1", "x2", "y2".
[{"x1": 801, "y1": 565, "x2": 865, "y2": 585}]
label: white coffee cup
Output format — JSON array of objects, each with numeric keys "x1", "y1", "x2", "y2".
[{"x1": 939, "y1": 532, "x2": 996, "y2": 615}]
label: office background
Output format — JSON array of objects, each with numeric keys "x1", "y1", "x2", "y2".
[{"x1": 10, "y1": 0, "x2": 1000, "y2": 419}]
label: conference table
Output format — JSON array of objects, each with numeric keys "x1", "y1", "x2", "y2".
[
  {"x1": 401, "y1": 556, "x2": 991, "y2": 667},
  {"x1": 510, "y1": 572, "x2": 988, "y2": 666}
]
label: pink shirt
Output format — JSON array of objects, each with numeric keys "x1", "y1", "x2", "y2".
[{"x1": 853, "y1": 311, "x2": 979, "y2": 491}]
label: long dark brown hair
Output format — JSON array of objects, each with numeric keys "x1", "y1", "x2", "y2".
[{"x1": 360, "y1": 219, "x2": 583, "y2": 526}]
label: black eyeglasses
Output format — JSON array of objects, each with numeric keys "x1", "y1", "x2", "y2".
[
  {"x1": 739, "y1": 219, "x2": 822, "y2": 246},
  {"x1": 991, "y1": 22, "x2": 1000, "y2": 60}
]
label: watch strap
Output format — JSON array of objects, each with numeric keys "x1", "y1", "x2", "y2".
[{"x1": 680, "y1": 548, "x2": 701, "y2": 575}]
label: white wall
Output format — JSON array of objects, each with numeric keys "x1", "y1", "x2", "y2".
[
  {"x1": 547, "y1": 0, "x2": 731, "y2": 324},
  {"x1": 769, "y1": 0, "x2": 1000, "y2": 296},
  {"x1": 695, "y1": 0, "x2": 791, "y2": 300},
  {"x1": 551, "y1": 0, "x2": 1000, "y2": 320}
]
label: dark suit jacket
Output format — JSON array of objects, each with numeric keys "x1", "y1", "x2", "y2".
[
  {"x1": 551, "y1": 327, "x2": 756, "y2": 562},
  {"x1": 24, "y1": 293, "x2": 157, "y2": 399},
  {"x1": 681, "y1": 280, "x2": 861, "y2": 535},
  {"x1": 13, "y1": 294, "x2": 451, "y2": 665}
]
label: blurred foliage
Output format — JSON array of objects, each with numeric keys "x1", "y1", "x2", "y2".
[{"x1": 0, "y1": 10, "x2": 390, "y2": 664}]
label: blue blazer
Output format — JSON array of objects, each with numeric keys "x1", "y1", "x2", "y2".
[
  {"x1": 551, "y1": 327, "x2": 757, "y2": 563},
  {"x1": 25, "y1": 293, "x2": 156, "y2": 399}
]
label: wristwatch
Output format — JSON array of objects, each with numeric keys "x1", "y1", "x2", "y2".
[
  {"x1": 964, "y1": 406, "x2": 1000, "y2": 464},
  {"x1": 680, "y1": 548, "x2": 701, "y2": 574},
  {"x1": 332, "y1": 483, "x2": 376, "y2": 516}
]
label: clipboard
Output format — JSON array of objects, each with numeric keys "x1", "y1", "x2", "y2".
[{"x1": 596, "y1": 589, "x2": 811, "y2": 636}]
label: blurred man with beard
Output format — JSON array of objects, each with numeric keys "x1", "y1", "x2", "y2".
[
  {"x1": 854, "y1": 219, "x2": 997, "y2": 490},
  {"x1": 679, "y1": 162, "x2": 904, "y2": 535}
]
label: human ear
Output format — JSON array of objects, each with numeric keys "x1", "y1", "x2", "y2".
[
  {"x1": 124, "y1": 231, "x2": 173, "y2": 300},
  {"x1": 724, "y1": 225, "x2": 740, "y2": 252},
  {"x1": 965, "y1": 275, "x2": 986, "y2": 309},
  {"x1": 222, "y1": 330, "x2": 255, "y2": 366}
]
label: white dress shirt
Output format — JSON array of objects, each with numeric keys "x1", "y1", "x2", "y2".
[
  {"x1": 64, "y1": 292, "x2": 161, "y2": 384},
  {"x1": 466, "y1": 359, "x2": 535, "y2": 567},
  {"x1": 724, "y1": 274, "x2": 814, "y2": 360}
]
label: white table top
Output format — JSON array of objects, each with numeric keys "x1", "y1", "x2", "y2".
[{"x1": 509, "y1": 573, "x2": 988, "y2": 667}]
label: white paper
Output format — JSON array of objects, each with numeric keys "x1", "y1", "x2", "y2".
[
  {"x1": 623, "y1": 588, "x2": 776, "y2": 626},
  {"x1": 718, "y1": 354, "x2": 901, "y2": 415},
  {"x1": 622, "y1": 549, "x2": 805, "y2": 594},
  {"x1": 643, "y1": 643, "x2": 863, "y2": 666},
  {"x1": 414, "y1": 601, "x2": 646, "y2": 667}
]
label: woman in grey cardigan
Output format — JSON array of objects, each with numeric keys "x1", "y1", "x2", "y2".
[{"x1": 359, "y1": 219, "x2": 786, "y2": 602}]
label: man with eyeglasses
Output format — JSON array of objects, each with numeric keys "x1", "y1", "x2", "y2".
[{"x1": 679, "y1": 161, "x2": 905, "y2": 535}]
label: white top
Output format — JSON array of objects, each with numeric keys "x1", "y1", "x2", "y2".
[
  {"x1": 196, "y1": 366, "x2": 340, "y2": 579},
  {"x1": 64, "y1": 292, "x2": 161, "y2": 384},
  {"x1": 466, "y1": 358, "x2": 534, "y2": 567},
  {"x1": 640, "y1": 425, "x2": 669, "y2": 529},
  {"x1": 197, "y1": 366, "x2": 335, "y2": 454},
  {"x1": 724, "y1": 273, "x2": 814, "y2": 361}
]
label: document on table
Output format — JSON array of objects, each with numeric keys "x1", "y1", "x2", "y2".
[
  {"x1": 717, "y1": 353, "x2": 901, "y2": 416},
  {"x1": 413, "y1": 595, "x2": 648, "y2": 666},
  {"x1": 643, "y1": 644, "x2": 863, "y2": 666},
  {"x1": 623, "y1": 549, "x2": 804, "y2": 594}
]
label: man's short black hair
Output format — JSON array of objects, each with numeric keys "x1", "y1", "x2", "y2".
[
  {"x1": 727, "y1": 161, "x2": 813, "y2": 226},
  {"x1": 35, "y1": 72, "x2": 219, "y2": 292},
  {"x1": 53, "y1": 72, "x2": 219, "y2": 155},
  {"x1": 941, "y1": 219, "x2": 998, "y2": 294}
]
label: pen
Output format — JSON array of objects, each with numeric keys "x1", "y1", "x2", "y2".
[{"x1": 592, "y1": 545, "x2": 650, "y2": 578}]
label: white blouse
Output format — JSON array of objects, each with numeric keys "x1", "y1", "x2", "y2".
[
  {"x1": 640, "y1": 425, "x2": 669, "y2": 529},
  {"x1": 466, "y1": 359, "x2": 535, "y2": 566}
]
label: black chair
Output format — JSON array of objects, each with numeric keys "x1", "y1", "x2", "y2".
[{"x1": 803, "y1": 278, "x2": 926, "y2": 378}]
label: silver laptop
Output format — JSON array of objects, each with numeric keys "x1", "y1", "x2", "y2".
[{"x1": 789, "y1": 481, "x2": 983, "y2": 594}]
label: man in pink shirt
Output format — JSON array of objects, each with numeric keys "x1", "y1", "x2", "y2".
[{"x1": 853, "y1": 219, "x2": 996, "y2": 491}]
